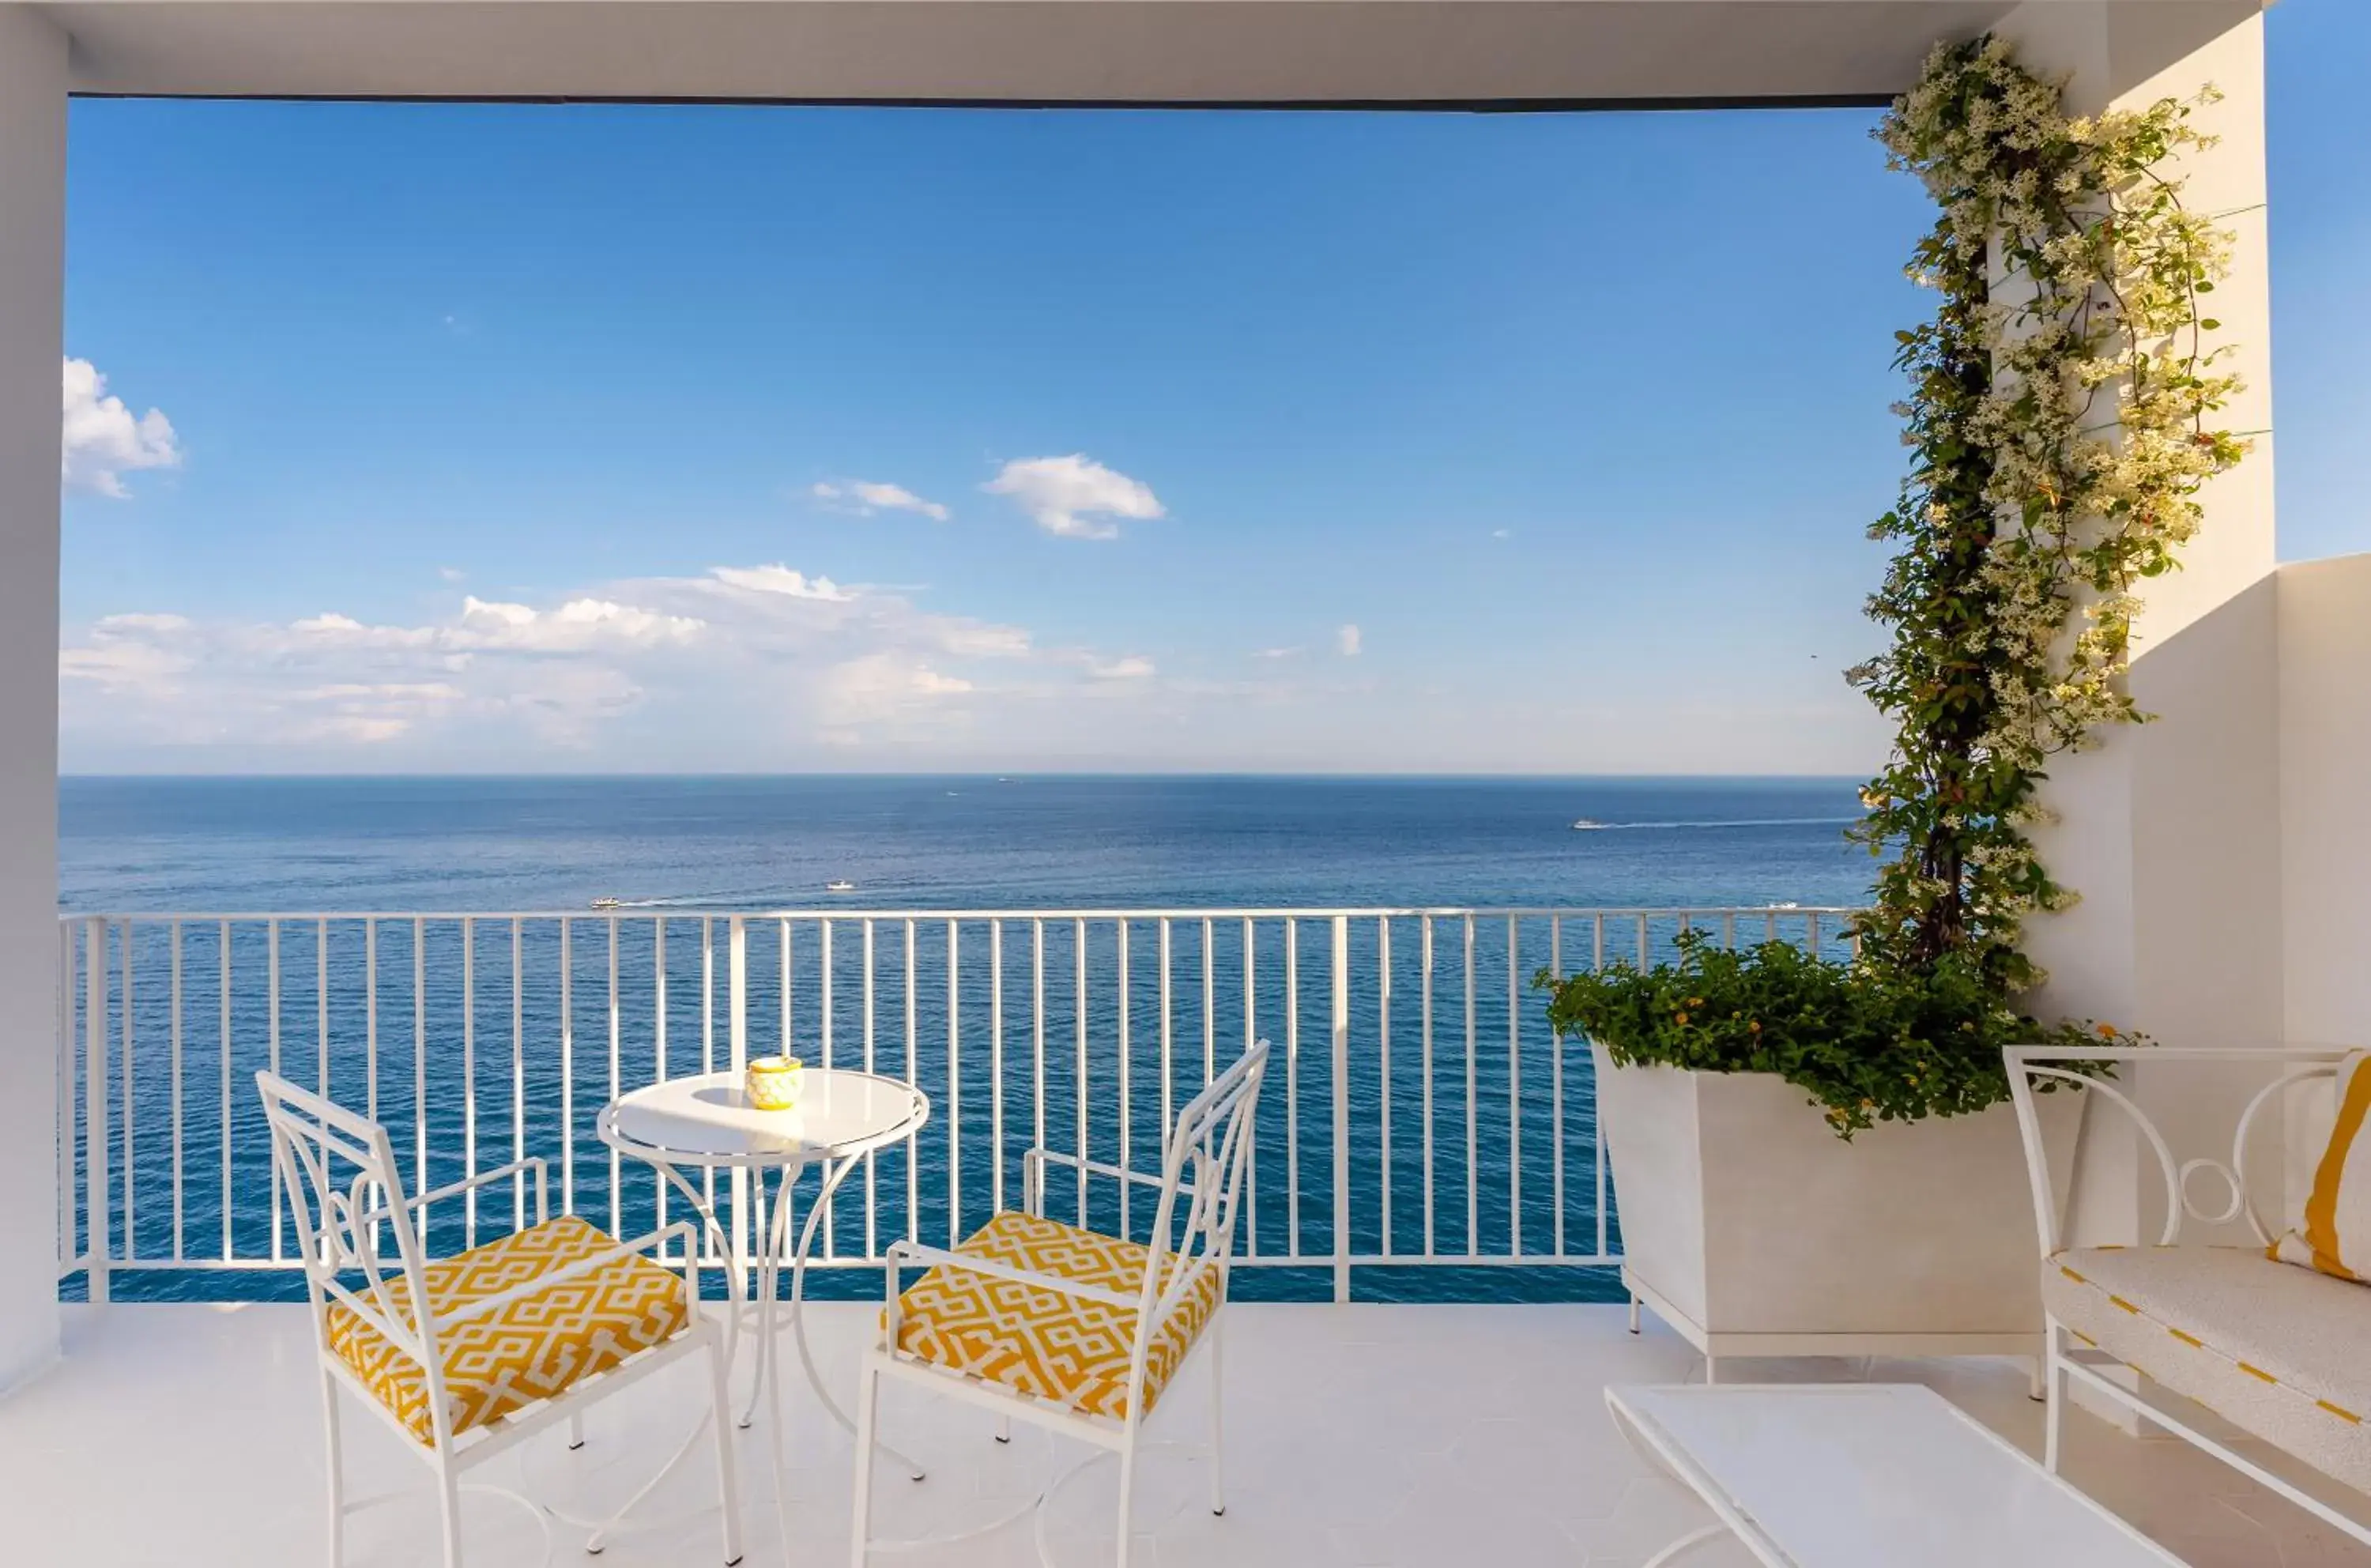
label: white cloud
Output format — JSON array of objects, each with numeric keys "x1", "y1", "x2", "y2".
[
  {"x1": 439, "y1": 567, "x2": 467, "y2": 583},
  {"x1": 62, "y1": 358, "x2": 181, "y2": 498},
  {"x1": 1252, "y1": 646, "x2": 1301, "y2": 661},
  {"x1": 58, "y1": 560, "x2": 1155, "y2": 763},
  {"x1": 455, "y1": 595, "x2": 707, "y2": 651},
  {"x1": 708, "y1": 564, "x2": 852, "y2": 601},
  {"x1": 1491, "y1": 528, "x2": 1513, "y2": 540},
  {"x1": 1336, "y1": 624, "x2": 1363, "y2": 658},
  {"x1": 812, "y1": 480, "x2": 951, "y2": 522},
  {"x1": 983, "y1": 454, "x2": 1164, "y2": 540}
]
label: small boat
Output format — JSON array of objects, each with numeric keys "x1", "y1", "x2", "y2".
[
  {"x1": 1570, "y1": 818, "x2": 1608, "y2": 831},
  {"x1": 590, "y1": 896, "x2": 622, "y2": 910},
  {"x1": 826, "y1": 880, "x2": 858, "y2": 894}
]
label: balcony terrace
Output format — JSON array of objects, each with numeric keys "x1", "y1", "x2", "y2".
[{"x1": 6, "y1": 905, "x2": 2367, "y2": 1567}]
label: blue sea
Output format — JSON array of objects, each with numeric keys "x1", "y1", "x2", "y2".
[
  {"x1": 58, "y1": 775, "x2": 1873, "y2": 1304},
  {"x1": 61, "y1": 774, "x2": 1872, "y2": 912}
]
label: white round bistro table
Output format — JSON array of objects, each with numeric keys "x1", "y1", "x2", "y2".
[{"x1": 595, "y1": 1068, "x2": 932, "y2": 1551}]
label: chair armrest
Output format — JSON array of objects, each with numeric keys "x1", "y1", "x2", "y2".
[
  {"x1": 364, "y1": 1158, "x2": 552, "y2": 1227},
  {"x1": 1020, "y1": 1148, "x2": 1195, "y2": 1222},
  {"x1": 436, "y1": 1219, "x2": 698, "y2": 1329},
  {"x1": 1023, "y1": 1148, "x2": 1173, "y2": 1193},
  {"x1": 882, "y1": 1238, "x2": 1137, "y2": 1312}
]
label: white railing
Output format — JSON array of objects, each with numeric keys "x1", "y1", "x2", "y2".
[{"x1": 55, "y1": 905, "x2": 1857, "y2": 1302}]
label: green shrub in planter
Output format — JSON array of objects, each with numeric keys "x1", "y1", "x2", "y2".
[{"x1": 1539, "y1": 932, "x2": 2112, "y2": 1138}]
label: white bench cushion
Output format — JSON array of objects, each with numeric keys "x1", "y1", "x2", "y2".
[{"x1": 2044, "y1": 1245, "x2": 2371, "y2": 1493}]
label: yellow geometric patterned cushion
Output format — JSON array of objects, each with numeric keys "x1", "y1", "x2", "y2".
[
  {"x1": 325, "y1": 1215, "x2": 690, "y2": 1446},
  {"x1": 889, "y1": 1209, "x2": 1223, "y2": 1421}
]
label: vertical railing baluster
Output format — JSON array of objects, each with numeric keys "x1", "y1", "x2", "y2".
[
  {"x1": 1379, "y1": 915, "x2": 1392, "y2": 1259},
  {"x1": 171, "y1": 919, "x2": 184, "y2": 1259},
  {"x1": 267, "y1": 918, "x2": 281, "y2": 1261},
  {"x1": 1031, "y1": 920, "x2": 1046, "y2": 1206},
  {"x1": 220, "y1": 919, "x2": 232, "y2": 1265},
  {"x1": 1808, "y1": 910, "x2": 1823, "y2": 958},
  {"x1": 315, "y1": 918, "x2": 329, "y2": 1112},
  {"x1": 905, "y1": 918, "x2": 918, "y2": 1246},
  {"x1": 513, "y1": 917, "x2": 526, "y2": 1232},
  {"x1": 939, "y1": 915, "x2": 948, "y2": 1242},
  {"x1": 1284, "y1": 916, "x2": 1299, "y2": 1257},
  {"x1": 653, "y1": 916, "x2": 668, "y2": 1236},
  {"x1": 1242, "y1": 916, "x2": 1256, "y2": 1256},
  {"x1": 727, "y1": 916, "x2": 747, "y2": 1268},
  {"x1": 1331, "y1": 914, "x2": 1351, "y2": 1302},
  {"x1": 1550, "y1": 916, "x2": 1564, "y2": 1260},
  {"x1": 364, "y1": 918, "x2": 379, "y2": 1125},
  {"x1": 699, "y1": 917, "x2": 714, "y2": 1223},
  {"x1": 1117, "y1": 918, "x2": 1130, "y2": 1239},
  {"x1": 462, "y1": 915, "x2": 477, "y2": 1248},
  {"x1": 1157, "y1": 916, "x2": 1173, "y2": 1158},
  {"x1": 820, "y1": 918, "x2": 833, "y2": 1258},
  {"x1": 781, "y1": 917, "x2": 793, "y2": 1055},
  {"x1": 561, "y1": 918, "x2": 575, "y2": 1218},
  {"x1": 1508, "y1": 915, "x2": 1521, "y2": 1259},
  {"x1": 122, "y1": 919, "x2": 135, "y2": 1261},
  {"x1": 1073, "y1": 917, "x2": 1087, "y2": 1225},
  {"x1": 991, "y1": 918, "x2": 1005, "y2": 1216},
  {"x1": 863, "y1": 918, "x2": 877, "y2": 1258},
  {"x1": 1464, "y1": 912, "x2": 1477, "y2": 1258},
  {"x1": 1201, "y1": 917, "x2": 1215, "y2": 1087},
  {"x1": 608, "y1": 916, "x2": 621, "y2": 1241},
  {"x1": 413, "y1": 918, "x2": 426, "y2": 1246},
  {"x1": 1420, "y1": 914, "x2": 1434, "y2": 1260},
  {"x1": 85, "y1": 918, "x2": 107, "y2": 1302}
]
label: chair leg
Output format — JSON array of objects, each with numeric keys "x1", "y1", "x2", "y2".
[
  {"x1": 2045, "y1": 1324, "x2": 2068, "y2": 1474},
  {"x1": 1207, "y1": 1322, "x2": 1227, "y2": 1517},
  {"x1": 1114, "y1": 1439, "x2": 1138, "y2": 1568},
  {"x1": 849, "y1": 1362, "x2": 881, "y2": 1568},
  {"x1": 435, "y1": 1463, "x2": 466, "y2": 1568},
  {"x1": 993, "y1": 1413, "x2": 1011, "y2": 1445},
  {"x1": 706, "y1": 1336, "x2": 747, "y2": 1566},
  {"x1": 568, "y1": 1412, "x2": 587, "y2": 1452},
  {"x1": 319, "y1": 1374, "x2": 345, "y2": 1566}
]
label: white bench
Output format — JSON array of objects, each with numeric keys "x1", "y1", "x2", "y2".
[{"x1": 2007, "y1": 1046, "x2": 2371, "y2": 1548}]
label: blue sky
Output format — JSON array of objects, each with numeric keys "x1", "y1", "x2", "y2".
[{"x1": 55, "y1": 0, "x2": 2369, "y2": 774}]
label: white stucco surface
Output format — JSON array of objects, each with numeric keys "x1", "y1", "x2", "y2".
[
  {"x1": 0, "y1": 2, "x2": 66, "y2": 1394},
  {"x1": 2279, "y1": 553, "x2": 2371, "y2": 1052}
]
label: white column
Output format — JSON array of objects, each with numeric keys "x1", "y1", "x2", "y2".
[
  {"x1": 1997, "y1": 2, "x2": 2279, "y2": 1237},
  {"x1": 0, "y1": 4, "x2": 68, "y2": 1394}
]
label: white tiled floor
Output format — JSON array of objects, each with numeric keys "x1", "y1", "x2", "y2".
[{"x1": 6, "y1": 1302, "x2": 2370, "y2": 1566}]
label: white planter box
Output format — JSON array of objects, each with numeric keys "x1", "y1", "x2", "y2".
[{"x1": 1595, "y1": 1042, "x2": 2078, "y2": 1365}]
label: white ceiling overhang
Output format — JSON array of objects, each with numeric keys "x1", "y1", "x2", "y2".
[{"x1": 47, "y1": 0, "x2": 2034, "y2": 105}]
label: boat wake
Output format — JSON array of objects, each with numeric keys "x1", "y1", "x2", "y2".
[{"x1": 1577, "y1": 816, "x2": 1858, "y2": 832}]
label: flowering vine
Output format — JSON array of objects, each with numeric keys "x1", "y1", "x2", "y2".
[{"x1": 1847, "y1": 36, "x2": 2246, "y2": 993}]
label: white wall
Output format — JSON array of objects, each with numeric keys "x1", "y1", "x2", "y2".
[
  {"x1": 1991, "y1": 3, "x2": 2283, "y2": 1261},
  {"x1": 0, "y1": 2, "x2": 66, "y2": 1395},
  {"x1": 2280, "y1": 553, "x2": 2371, "y2": 1050}
]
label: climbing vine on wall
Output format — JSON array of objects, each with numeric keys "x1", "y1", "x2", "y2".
[{"x1": 1847, "y1": 35, "x2": 2246, "y2": 993}]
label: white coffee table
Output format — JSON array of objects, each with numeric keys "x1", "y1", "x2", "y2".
[{"x1": 1604, "y1": 1384, "x2": 2189, "y2": 1567}]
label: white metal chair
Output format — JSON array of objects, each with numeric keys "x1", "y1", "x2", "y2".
[
  {"x1": 850, "y1": 1040, "x2": 1270, "y2": 1568},
  {"x1": 2007, "y1": 1045, "x2": 2371, "y2": 1548},
  {"x1": 257, "y1": 1070, "x2": 746, "y2": 1567}
]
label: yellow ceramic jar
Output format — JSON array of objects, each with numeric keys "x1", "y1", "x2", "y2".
[{"x1": 745, "y1": 1055, "x2": 804, "y2": 1111}]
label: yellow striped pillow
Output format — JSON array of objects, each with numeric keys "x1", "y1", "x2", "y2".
[{"x1": 2273, "y1": 1051, "x2": 2371, "y2": 1282}]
